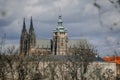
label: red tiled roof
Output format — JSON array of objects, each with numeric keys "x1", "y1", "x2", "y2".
[{"x1": 103, "y1": 56, "x2": 120, "y2": 64}]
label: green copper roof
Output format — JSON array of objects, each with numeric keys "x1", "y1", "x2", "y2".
[
  {"x1": 54, "y1": 16, "x2": 67, "y2": 32},
  {"x1": 36, "y1": 39, "x2": 88, "y2": 48}
]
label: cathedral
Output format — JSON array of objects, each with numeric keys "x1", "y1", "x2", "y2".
[{"x1": 20, "y1": 16, "x2": 86, "y2": 55}]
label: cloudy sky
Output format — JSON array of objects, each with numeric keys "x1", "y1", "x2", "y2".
[{"x1": 0, "y1": 0, "x2": 120, "y2": 57}]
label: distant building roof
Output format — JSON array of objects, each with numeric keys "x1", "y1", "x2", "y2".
[
  {"x1": 68, "y1": 39, "x2": 88, "y2": 48},
  {"x1": 96, "y1": 56, "x2": 105, "y2": 62},
  {"x1": 53, "y1": 16, "x2": 67, "y2": 32},
  {"x1": 36, "y1": 39, "x2": 88, "y2": 49},
  {"x1": 103, "y1": 56, "x2": 120, "y2": 64},
  {"x1": 36, "y1": 39, "x2": 51, "y2": 48}
]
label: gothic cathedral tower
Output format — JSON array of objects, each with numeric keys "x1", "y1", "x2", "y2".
[
  {"x1": 53, "y1": 16, "x2": 68, "y2": 55},
  {"x1": 20, "y1": 17, "x2": 36, "y2": 55},
  {"x1": 20, "y1": 18, "x2": 28, "y2": 55},
  {"x1": 28, "y1": 17, "x2": 36, "y2": 50}
]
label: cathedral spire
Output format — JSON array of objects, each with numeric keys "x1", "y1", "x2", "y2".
[
  {"x1": 28, "y1": 16, "x2": 36, "y2": 49},
  {"x1": 56, "y1": 15, "x2": 66, "y2": 32},
  {"x1": 22, "y1": 18, "x2": 27, "y2": 32},
  {"x1": 29, "y1": 16, "x2": 34, "y2": 31},
  {"x1": 58, "y1": 15, "x2": 63, "y2": 27},
  {"x1": 20, "y1": 18, "x2": 28, "y2": 55}
]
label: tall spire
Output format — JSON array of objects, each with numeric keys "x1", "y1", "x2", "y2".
[
  {"x1": 22, "y1": 18, "x2": 26, "y2": 32},
  {"x1": 28, "y1": 16, "x2": 36, "y2": 49},
  {"x1": 58, "y1": 15, "x2": 63, "y2": 27},
  {"x1": 30, "y1": 16, "x2": 34, "y2": 31},
  {"x1": 20, "y1": 18, "x2": 28, "y2": 55},
  {"x1": 58, "y1": 7, "x2": 62, "y2": 17}
]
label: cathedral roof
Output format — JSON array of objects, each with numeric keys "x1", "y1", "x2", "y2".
[
  {"x1": 68, "y1": 39, "x2": 88, "y2": 48},
  {"x1": 36, "y1": 39, "x2": 88, "y2": 48},
  {"x1": 36, "y1": 39, "x2": 51, "y2": 48},
  {"x1": 53, "y1": 16, "x2": 67, "y2": 32}
]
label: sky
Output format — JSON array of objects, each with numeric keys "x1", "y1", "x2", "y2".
[{"x1": 0, "y1": 0, "x2": 120, "y2": 57}]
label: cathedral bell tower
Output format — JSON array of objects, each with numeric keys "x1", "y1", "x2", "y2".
[
  {"x1": 52, "y1": 16, "x2": 68, "y2": 55},
  {"x1": 20, "y1": 18, "x2": 28, "y2": 55},
  {"x1": 28, "y1": 17, "x2": 36, "y2": 50}
]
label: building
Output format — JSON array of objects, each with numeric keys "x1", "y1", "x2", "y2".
[
  {"x1": 20, "y1": 17, "x2": 36, "y2": 55},
  {"x1": 52, "y1": 16, "x2": 68, "y2": 55},
  {"x1": 20, "y1": 16, "x2": 87, "y2": 55}
]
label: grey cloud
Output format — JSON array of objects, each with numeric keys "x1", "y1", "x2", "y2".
[{"x1": 0, "y1": 19, "x2": 11, "y2": 27}]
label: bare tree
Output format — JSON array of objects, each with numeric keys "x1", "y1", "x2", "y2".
[
  {"x1": 0, "y1": 55, "x2": 7, "y2": 80},
  {"x1": 67, "y1": 41, "x2": 97, "y2": 80}
]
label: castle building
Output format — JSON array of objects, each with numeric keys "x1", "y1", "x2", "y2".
[{"x1": 20, "y1": 16, "x2": 87, "y2": 55}]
